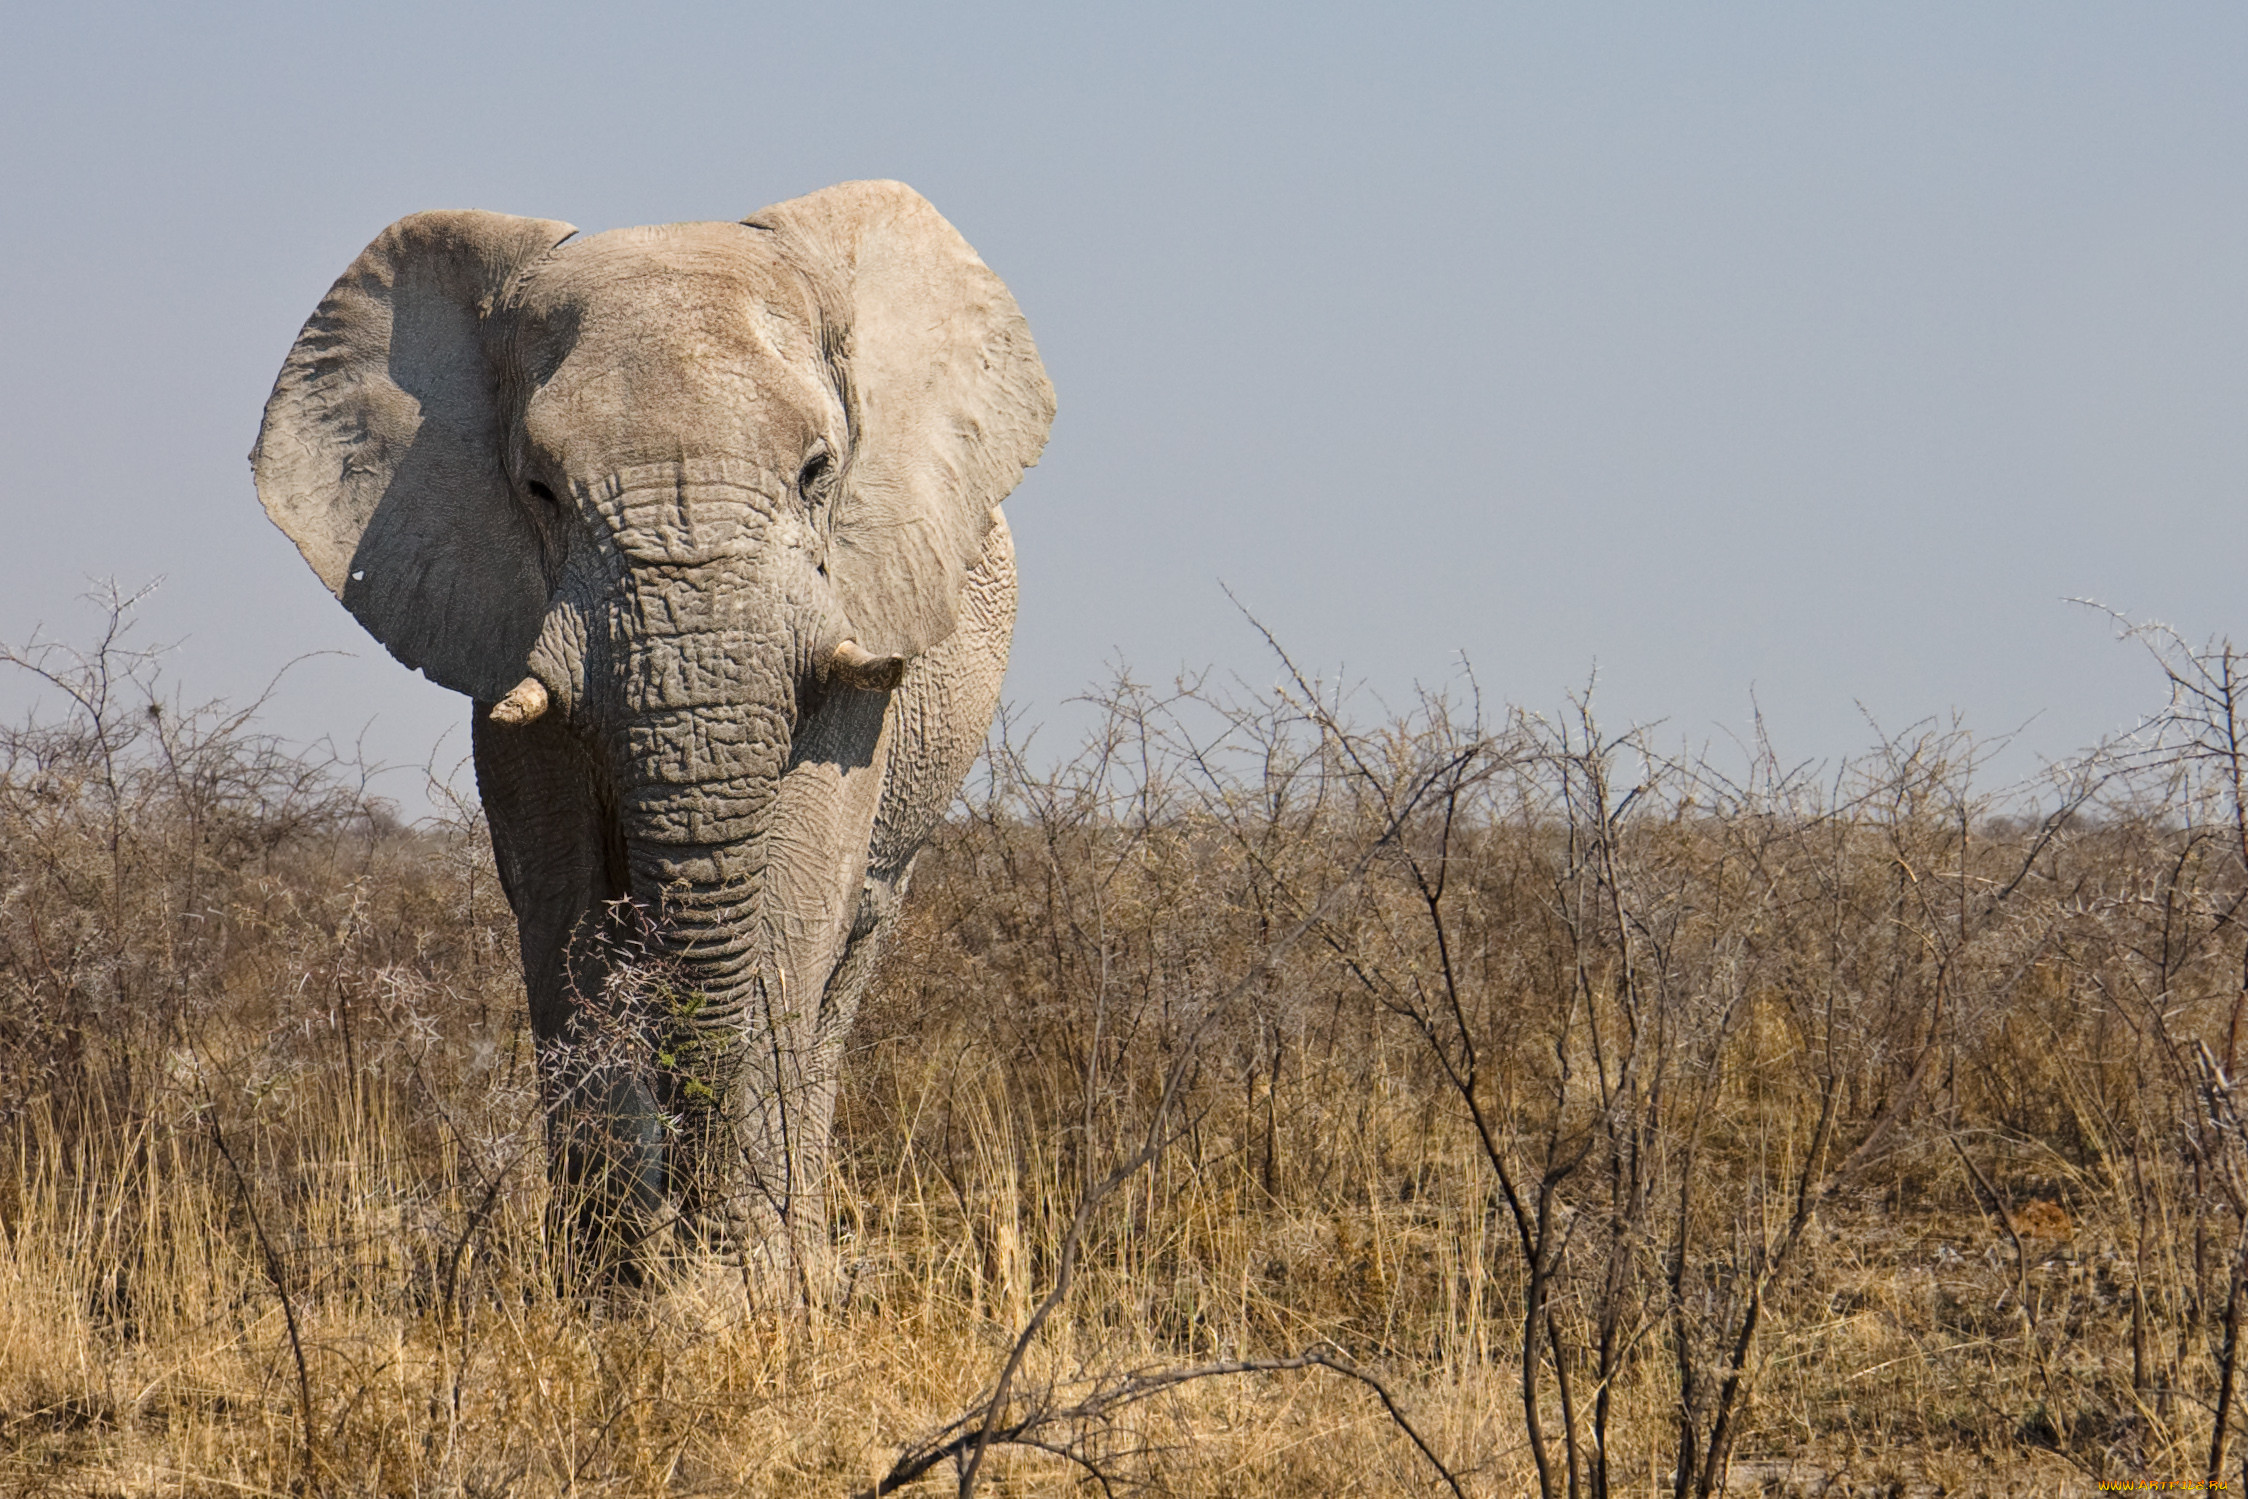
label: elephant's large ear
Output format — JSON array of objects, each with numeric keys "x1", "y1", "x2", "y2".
[
  {"x1": 745, "y1": 182, "x2": 1054, "y2": 658},
  {"x1": 251, "y1": 210, "x2": 577, "y2": 702}
]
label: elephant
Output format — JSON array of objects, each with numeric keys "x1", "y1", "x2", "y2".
[{"x1": 251, "y1": 181, "x2": 1053, "y2": 1285}]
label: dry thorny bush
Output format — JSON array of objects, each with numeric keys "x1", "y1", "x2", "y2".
[{"x1": 9, "y1": 590, "x2": 2248, "y2": 1495}]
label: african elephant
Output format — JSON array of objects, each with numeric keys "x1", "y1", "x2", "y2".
[{"x1": 251, "y1": 181, "x2": 1052, "y2": 1283}]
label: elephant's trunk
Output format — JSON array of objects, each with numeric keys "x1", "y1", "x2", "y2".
[
  {"x1": 594, "y1": 576, "x2": 795, "y2": 1257},
  {"x1": 608, "y1": 557, "x2": 872, "y2": 1265}
]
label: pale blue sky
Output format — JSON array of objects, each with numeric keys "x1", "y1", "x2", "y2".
[{"x1": 4, "y1": 3, "x2": 2243, "y2": 800}]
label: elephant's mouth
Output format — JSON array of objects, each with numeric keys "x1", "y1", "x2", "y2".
[{"x1": 489, "y1": 632, "x2": 903, "y2": 730}]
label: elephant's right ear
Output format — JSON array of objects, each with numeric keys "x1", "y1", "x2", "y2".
[{"x1": 251, "y1": 210, "x2": 577, "y2": 703}]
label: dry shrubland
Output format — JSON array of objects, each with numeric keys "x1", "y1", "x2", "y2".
[{"x1": 7, "y1": 594, "x2": 2248, "y2": 1496}]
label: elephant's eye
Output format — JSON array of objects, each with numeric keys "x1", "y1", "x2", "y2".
[
  {"x1": 526, "y1": 480, "x2": 559, "y2": 508},
  {"x1": 797, "y1": 451, "x2": 831, "y2": 498}
]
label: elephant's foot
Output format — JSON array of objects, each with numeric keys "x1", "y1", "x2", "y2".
[{"x1": 623, "y1": 1234, "x2": 843, "y2": 1335}]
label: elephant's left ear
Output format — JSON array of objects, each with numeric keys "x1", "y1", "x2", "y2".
[{"x1": 745, "y1": 181, "x2": 1054, "y2": 659}]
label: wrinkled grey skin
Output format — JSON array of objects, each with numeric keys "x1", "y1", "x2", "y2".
[{"x1": 252, "y1": 182, "x2": 1052, "y2": 1280}]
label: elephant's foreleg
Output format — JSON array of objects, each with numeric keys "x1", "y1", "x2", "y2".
[
  {"x1": 805, "y1": 509, "x2": 1019, "y2": 1218},
  {"x1": 472, "y1": 712, "x2": 665, "y2": 1279}
]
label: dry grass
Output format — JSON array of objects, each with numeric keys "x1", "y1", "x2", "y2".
[{"x1": 3, "y1": 597, "x2": 2246, "y2": 1496}]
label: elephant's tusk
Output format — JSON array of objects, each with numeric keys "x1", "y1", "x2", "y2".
[
  {"x1": 826, "y1": 639, "x2": 909, "y2": 691},
  {"x1": 489, "y1": 677, "x2": 550, "y2": 725}
]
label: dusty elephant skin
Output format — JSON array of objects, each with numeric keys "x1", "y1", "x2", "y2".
[{"x1": 250, "y1": 181, "x2": 1053, "y2": 1287}]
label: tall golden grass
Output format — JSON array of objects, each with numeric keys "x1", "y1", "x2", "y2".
[{"x1": 3, "y1": 596, "x2": 2245, "y2": 1495}]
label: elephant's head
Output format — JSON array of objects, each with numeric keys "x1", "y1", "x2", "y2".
[
  {"x1": 252, "y1": 182, "x2": 1051, "y2": 1259},
  {"x1": 255, "y1": 179, "x2": 1049, "y2": 748}
]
